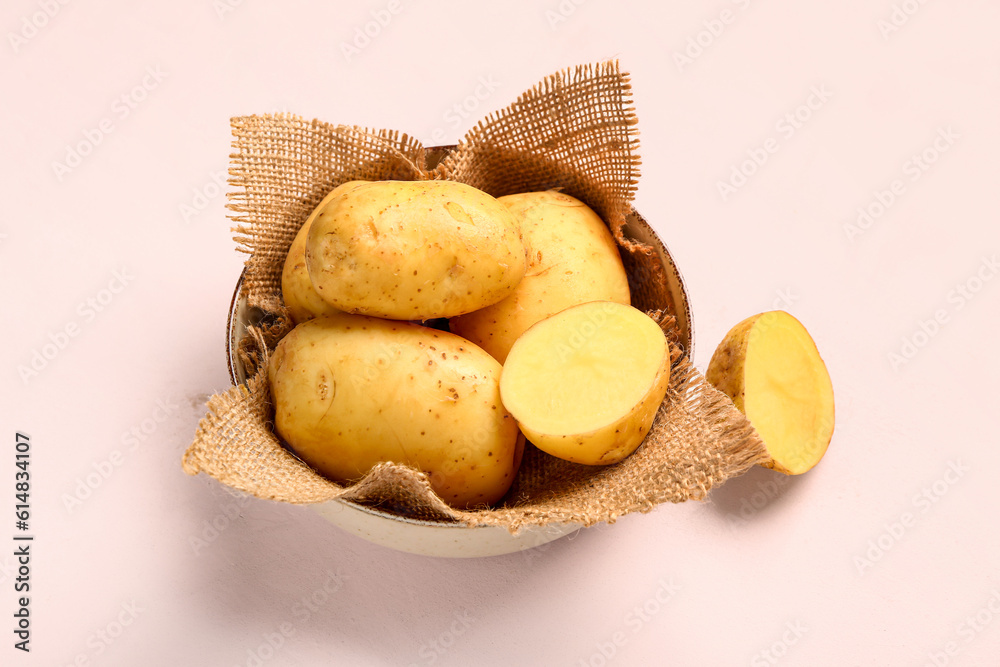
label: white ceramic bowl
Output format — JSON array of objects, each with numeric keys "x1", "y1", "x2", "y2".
[{"x1": 226, "y1": 201, "x2": 692, "y2": 558}]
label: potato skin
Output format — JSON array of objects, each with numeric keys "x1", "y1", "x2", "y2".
[
  {"x1": 704, "y1": 316, "x2": 754, "y2": 414},
  {"x1": 267, "y1": 313, "x2": 521, "y2": 508},
  {"x1": 281, "y1": 181, "x2": 368, "y2": 324},
  {"x1": 450, "y1": 191, "x2": 630, "y2": 363},
  {"x1": 706, "y1": 311, "x2": 834, "y2": 475},
  {"x1": 305, "y1": 180, "x2": 526, "y2": 320}
]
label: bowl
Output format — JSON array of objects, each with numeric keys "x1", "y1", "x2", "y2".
[{"x1": 225, "y1": 178, "x2": 692, "y2": 558}]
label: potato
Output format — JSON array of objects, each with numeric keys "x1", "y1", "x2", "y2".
[
  {"x1": 267, "y1": 312, "x2": 522, "y2": 508},
  {"x1": 450, "y1": 191, "x2": 630, "y2": 363},
  {"x1": 706, "y1": 310, "x2": 834, "y2": 474},
  {"x1": 281, "y1": 181, "x2": 367, "y2": 324},
  {"x1": 305, "y1": 180, "x2": 526, "y2": 320},
  {"x1": 499, "y1": 301, "x2": 671, "y2": 465}
]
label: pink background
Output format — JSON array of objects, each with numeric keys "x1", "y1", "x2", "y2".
[{"x1": 3, "y1": 0, "x2": 999, "y2": 665}]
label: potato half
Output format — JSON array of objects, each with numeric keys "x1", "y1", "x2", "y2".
[
  {"x1": 267, "y1": 312, "x2": 522, "y2": 508},
  {"x1": 281, "y1": 181, "x2": 367, "y2": 324},
  {"x1": 706, "y1": 311, "x2": 835, "y2": 474},
  {"x1": 499, "y1": 301, "x2": 671, "y2": 466},
  {"x1": 450, "y1": 190, "x2": 630, "y2": 363},
  {"x1": 305, "y1": 180, "x2": 526, "y2": 320}
]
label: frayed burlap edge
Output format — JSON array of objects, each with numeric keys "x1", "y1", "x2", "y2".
[{"x1": 181, "y1": 354, "x2": 768, "y2": 531}]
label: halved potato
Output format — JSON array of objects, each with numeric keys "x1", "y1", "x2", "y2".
[
  {"x1": 500, "y1": 301, "x2": 670, "y2": 465},
  {"x1": 706, "y1": 311, "x2": 834, "y2": 474}
]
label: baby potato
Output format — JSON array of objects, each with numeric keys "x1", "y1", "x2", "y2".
[
  {"x1": 450, "y1": 190, "x2": 630, "y2": 363},
  {"x1": 281, "y1": 181, "x2": 367, "y2": 324},
  {"x1": 268, "y1": 312, "x2": 522, "y2": 508},
  {"x1": 305, "y1": 180, "x2": 526, "y2": 320}
]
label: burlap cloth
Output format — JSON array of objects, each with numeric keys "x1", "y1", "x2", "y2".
[{"x1": 182, "y1": 61, "x2": 769, "y2": 532}]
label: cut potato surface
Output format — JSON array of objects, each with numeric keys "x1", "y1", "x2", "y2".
[
  {"x1": 706, "y1": 311, "x2": 834, "y2": 475},
  {"x1": 500, "y1": 301, "x2": 671, "y2": 465}
]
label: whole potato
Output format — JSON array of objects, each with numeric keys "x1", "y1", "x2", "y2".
[
  {"x1": 268, "y1": 313, "x2": 523, "y2": 508},
  {"x1": 450, "y1": 191, "x2": 630, "y2": 363},
  {"x1": 281, "y1": 181, "x2": 367, "y2": 324},
  {"x1": 305, "y1": 180, "x2": 526, "y2": 320}
]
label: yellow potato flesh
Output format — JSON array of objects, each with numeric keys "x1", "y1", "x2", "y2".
[
  {"x1": 706, "y1": 311, "x2": 835, "y2": 474},
  {"x1": 305, "y1": 180, "x2": 526, "y2": 320},
  {"x1": 450, "y1": 190, "x2": 630, "y2": 363},
  {"x1": 281, "y1": 181, "x2": 367, "y2": 324},
  {"x1": 268, "y1": 313, "x2": 521, "y2": 508},
  {"x1": 500, "y1": 301, "x2": 670, "y2": 466}
]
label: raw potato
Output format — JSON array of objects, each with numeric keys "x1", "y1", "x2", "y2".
[
  {"x1": 500, "y1": 301, "x2": 671, "y2": 466},
  {"x1": 281, "y1": 181, "x2": 367, "y2": 324},
  {"x1": 305, "y1": 180, "x2": 526, "y2": 320},
  {"x1": 450, "y1": 190, "x2": 630, "y2": 363},
  {"x1": 706, "y1": 310, "x2": 834, "y2": 475},
  {"x1": 268, "y1": 313, "x2": 522, "y2": 508}
]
